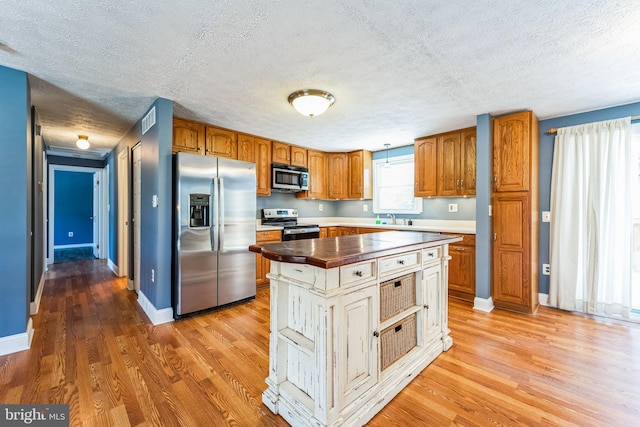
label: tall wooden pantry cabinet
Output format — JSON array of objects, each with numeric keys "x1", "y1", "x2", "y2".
[{"x1": 491, "y1": 111, "x2": 539, "y2": 313}]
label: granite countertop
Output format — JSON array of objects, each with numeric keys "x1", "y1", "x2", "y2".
[
  {"x1": 256, "y1": 218, "x2": 475, "y2": 234},
  {"x1": 249, "y1": 231, "x2": 461, "y2": 269}
]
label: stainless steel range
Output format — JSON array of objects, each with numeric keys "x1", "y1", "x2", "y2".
[{"x1": 261, "y1": 208, "x2": 320, "y2": 241}]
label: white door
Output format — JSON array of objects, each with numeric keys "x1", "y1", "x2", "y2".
[
  {"x1": 118, "y1": 150, "x2": 130, "y2": 278},
  {"x1": 92, "y1": 173, "x2": 100, "y2": 258},
  {"x1": 133, "y1": 144, "x2": 141, "y2": 294}
]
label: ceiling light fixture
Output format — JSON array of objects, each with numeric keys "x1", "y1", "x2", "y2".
[
  {"x1": 288, "y1": 89, "x2": 335, "y2": 118},
  {"x1": 76, "y1": 135, "x2": 90, "y2": 150},
  {"x1": 383, "y1": 143, "x2": 392, "y2": 168}
]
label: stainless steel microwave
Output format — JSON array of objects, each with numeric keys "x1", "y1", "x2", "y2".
[{"x1": 271, "y1": 163, "x2": 309, "y2": 192}]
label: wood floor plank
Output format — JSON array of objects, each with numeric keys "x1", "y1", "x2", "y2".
[{"x1": 1, "y1": 260, "x2": 639, "y2": 426}]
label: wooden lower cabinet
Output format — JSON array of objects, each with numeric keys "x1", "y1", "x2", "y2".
[
  {"x1": 339, "y1": 226, "x2": 358, "y2": 236},
  {"x1": 492, "y1": 192, "x2": 538, "y2": 313},
  {"x1": 255, "y1": 230, "x2": 281, "y2": 289},
  {"x1": 445, "y1": 233, "x2": 476, "y2": 302}
]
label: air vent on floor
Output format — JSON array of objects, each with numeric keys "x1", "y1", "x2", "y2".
[{"x1": 142, "y1": 107, "x2": 156, "y2": 135}]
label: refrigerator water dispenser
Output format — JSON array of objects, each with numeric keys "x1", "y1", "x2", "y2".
[{"x1": 189, "y1": 194, "x2": 210, "y2": 228}]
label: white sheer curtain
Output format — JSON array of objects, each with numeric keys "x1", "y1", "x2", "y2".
[{"x1": 549, "y1": 117, "x2": 633, "y2": 318}]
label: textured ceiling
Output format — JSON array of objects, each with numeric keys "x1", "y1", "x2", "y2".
[{"x1": 2, "y1": 0, "x2": 640, "y2": 158}]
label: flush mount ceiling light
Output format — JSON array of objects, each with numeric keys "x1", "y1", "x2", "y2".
[
  {"x1": 76, "y1": 134, "x2": 90, "y2": 150},
  {"x1": 288, "y1": 89, "x2": 335, "y2": 118}
]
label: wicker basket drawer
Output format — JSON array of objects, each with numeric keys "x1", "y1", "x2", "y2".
[
  {"x1": 379, "y1": 273, "x2": 416, "y2": 322},
  {"x1": 380, "y1": 313, "x2": 417, "y2": 371}
]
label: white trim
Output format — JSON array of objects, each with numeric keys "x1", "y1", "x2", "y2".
[
  {"x1": 100, "y1": 165, "x2": 109, "y2": 260},
  {"x1": 137, "y1": 290, "x2": 174, "y2": 325},
  {"x1": 30, "y1": 274, "x2": 45, "y2": 315},
  {"x1": 53, "y1": 243, "x2": 94, "y2": 249},
  {"x1": 0, "y1": 318, "x2": 33, "y2": 356},
  {"x1": 538, "y1": 293, "x2": 550, "y2": 307},
  {"x1": 473, "y1": 296, "x2": 495, "y2": 312},
  {"x1": 107, "y1": 258, "x2": 119, "y2": 276},
  {"x1": 117, "y1": 149, "x2": 130, "y2": 278},
  {"x1": 128, "y1": 279, "x2": 134, "y2": 291}
]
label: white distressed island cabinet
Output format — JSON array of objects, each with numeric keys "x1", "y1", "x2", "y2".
[{"x1": 251, "y1": 231, "x2": 460, "y2": 426}]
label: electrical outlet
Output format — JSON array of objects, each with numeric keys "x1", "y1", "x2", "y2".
[
  {"x1": 542, "y1": 264, "x2": 550, "y2": 275},
  {"x1": 68, "y1": 231, "x2": 73, "y2": 237},
  {"x1": 318, "y1": 203, "x2": 323, "y2": 211},
  {"x1": 363, "y1": 204, "x2": 368, "y2": 212},
  {"x1": 448, "y1": 203, "x2": 458, "y2": 213},
  {"x1": 542, "y1": 211, "x2": 551, "y2": 222},
  {"x1": 151, "y1": 269, "x2": 155, "y2": 283}
]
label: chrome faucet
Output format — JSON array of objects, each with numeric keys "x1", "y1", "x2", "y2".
[{"x1": 386, "y1": 213, "x2": 396, "y2": 225}]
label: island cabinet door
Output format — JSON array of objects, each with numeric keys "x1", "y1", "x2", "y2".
[
  {"x1": 337, "y1": 285, "x2": 378, "y2": 410},
  {"x1": 421, "y1": 264, "x2": 442, "y2": 343}
]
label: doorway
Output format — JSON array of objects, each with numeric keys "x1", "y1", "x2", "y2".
[
  {"x1": 47, "y1": 165, "x2": 107, "y2": 265},
  {"x1": 132, "y1": 144, "x2": 141, "y2": 294}
]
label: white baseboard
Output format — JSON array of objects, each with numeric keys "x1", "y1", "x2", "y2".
[
  {"x1": 53, "y1": 243, "x2": 94, "y2": 249},
  {"x1": 30, "y1": 274, "x2": 45, "y2": 315},
  {"x1": 107, "y1": 258, "x2": 119, "y2": 276},
  {"x1": 538, "y1": 293, "x2": 550, "y2": 307},
  {"x1": 0, "y1": 318, "x2": 34, "y2": 356},
  {"x1": 137, "y1": 290, "x2": 174, "y2": 325},
  {"x1": 128, "y1": 279, "x2": 133, "y2": 291},
  {"x1": 473, "y1": 296, "x2": 495, "y2": 312}
]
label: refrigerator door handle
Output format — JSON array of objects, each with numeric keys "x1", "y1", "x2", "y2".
[
  {"x1": 212, "y1": 176, "x2": 219, "y2": 251},
  {"x1": 219, "y1": 177, "x2": 225, "y2": 251}
]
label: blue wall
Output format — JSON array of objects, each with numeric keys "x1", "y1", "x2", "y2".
[
  {"x1": 108, "y1": 98, "x2": 173, "y2": 311},
  {"x1": 0, "y1": 66, "x2": 29, "y2": 337},
  {"x1": 54, "y1": 170, "x2": 94, "y2": 246},
  {"x1": 475, "y1": 114, "x2": 492, "y2": 300},
  {"x1": 258, "y1": 145, "x2": 477, "y2": 221},
  {"x1": 537, "y1": 101, "x2": 640, "y2": 295}
]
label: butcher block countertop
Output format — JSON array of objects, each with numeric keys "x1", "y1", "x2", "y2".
[{"x1": 249, "y1": 231, "x2": 461, "y2": 269}]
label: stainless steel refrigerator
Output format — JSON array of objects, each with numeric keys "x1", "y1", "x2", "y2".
[{"x1": 174, "y1": 152, "x2": 256, "y2": 317}]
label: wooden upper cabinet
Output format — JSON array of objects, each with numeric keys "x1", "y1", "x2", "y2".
[
  {"x1": 272, "y1": 141, "x2": 290, "y2": 164},
  {"x1": 414, "y1": 136, "x2": 438, "y2": 197},
  {"x1": 290, "y1": 146, "x2": 307, "y2": 168},
  {"x1": 237, "y1": 133, "x2": 255, "y2": 163},
  {"x1": 255, "y1": 137, "x2": 271, "y2": 196},
  {"x1": 437, "y1": 132, "x2": 461, "y2": 197},
  {"x1": 347, "y1": 150, "x2": 373, "y2": 199},
  {"x1": 460, "y1": 128, "x2": 477, "y2": 195},
  {"x1": 327, "y1": 153, "x2": 348, "y2": 199},
  {"x1": 493, "y1": 111, "x2": 531, "y2": 192},
  {"x1": 172, "y1": 118, "x2": 205, "y2": 154},
  {"x1": 297, "y1": 149, "x2": 327, "y2": 199},
  {"x1": 272, "y1": 141, "x2": 307, "y2": 167},
  {"x1": 205, "y1": 126, "x2": 237, "y2": 159}
]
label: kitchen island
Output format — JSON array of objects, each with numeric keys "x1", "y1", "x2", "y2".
[{"x1": 250, "y1": 231, "x2": 461, "y2": 426}]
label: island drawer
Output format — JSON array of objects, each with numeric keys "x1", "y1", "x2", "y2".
[
  {"x1": 340, "y1": 260, "x2": 377, "y2": 287},
  {"x1": 380, "y1": 313, "x2": 417, "y2": 371},
  {"x1": 379, "y1": 273, "x2": 416, "y2": 322},
  {"x1": 422, "y1": 247, "x2": 441, "y2": 265},
  {"x1": 379, "y1": 250, "x2": 421, "y2": 277}
]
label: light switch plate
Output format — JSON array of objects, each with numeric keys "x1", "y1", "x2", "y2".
[
  {"x1": 448, "y1": 203, "x2": 458, "y2": 213},
  {"x1": 363, "y1": 204, "x2": 368, "y2": 212},
  {"x1": 542, "y1": 211, "x2": 551, "y2": 222},
  {"x1": 318, "y1": 203, "x2": 323, "y2": 211}
]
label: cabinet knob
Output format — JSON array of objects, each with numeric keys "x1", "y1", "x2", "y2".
[
  {"x1": 460, "y1": 179, "x2": 464, "y2": 188},
  {"x1": 353, "y1": 270, "x2": 363, "y2": 277},
  {"x1": 397, "y1": 259, "x2": 405, "y2": 265},
  {"x1": 424, "y1": 304, "x2": 429, "y2": 309},
  {"x1": 373, "y1": 331, "x2": 379, "y2": 337}
]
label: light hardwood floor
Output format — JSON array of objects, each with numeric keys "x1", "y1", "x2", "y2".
[{"x1": 1, "y1": 260, "x2": 639, "y2": 426}]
